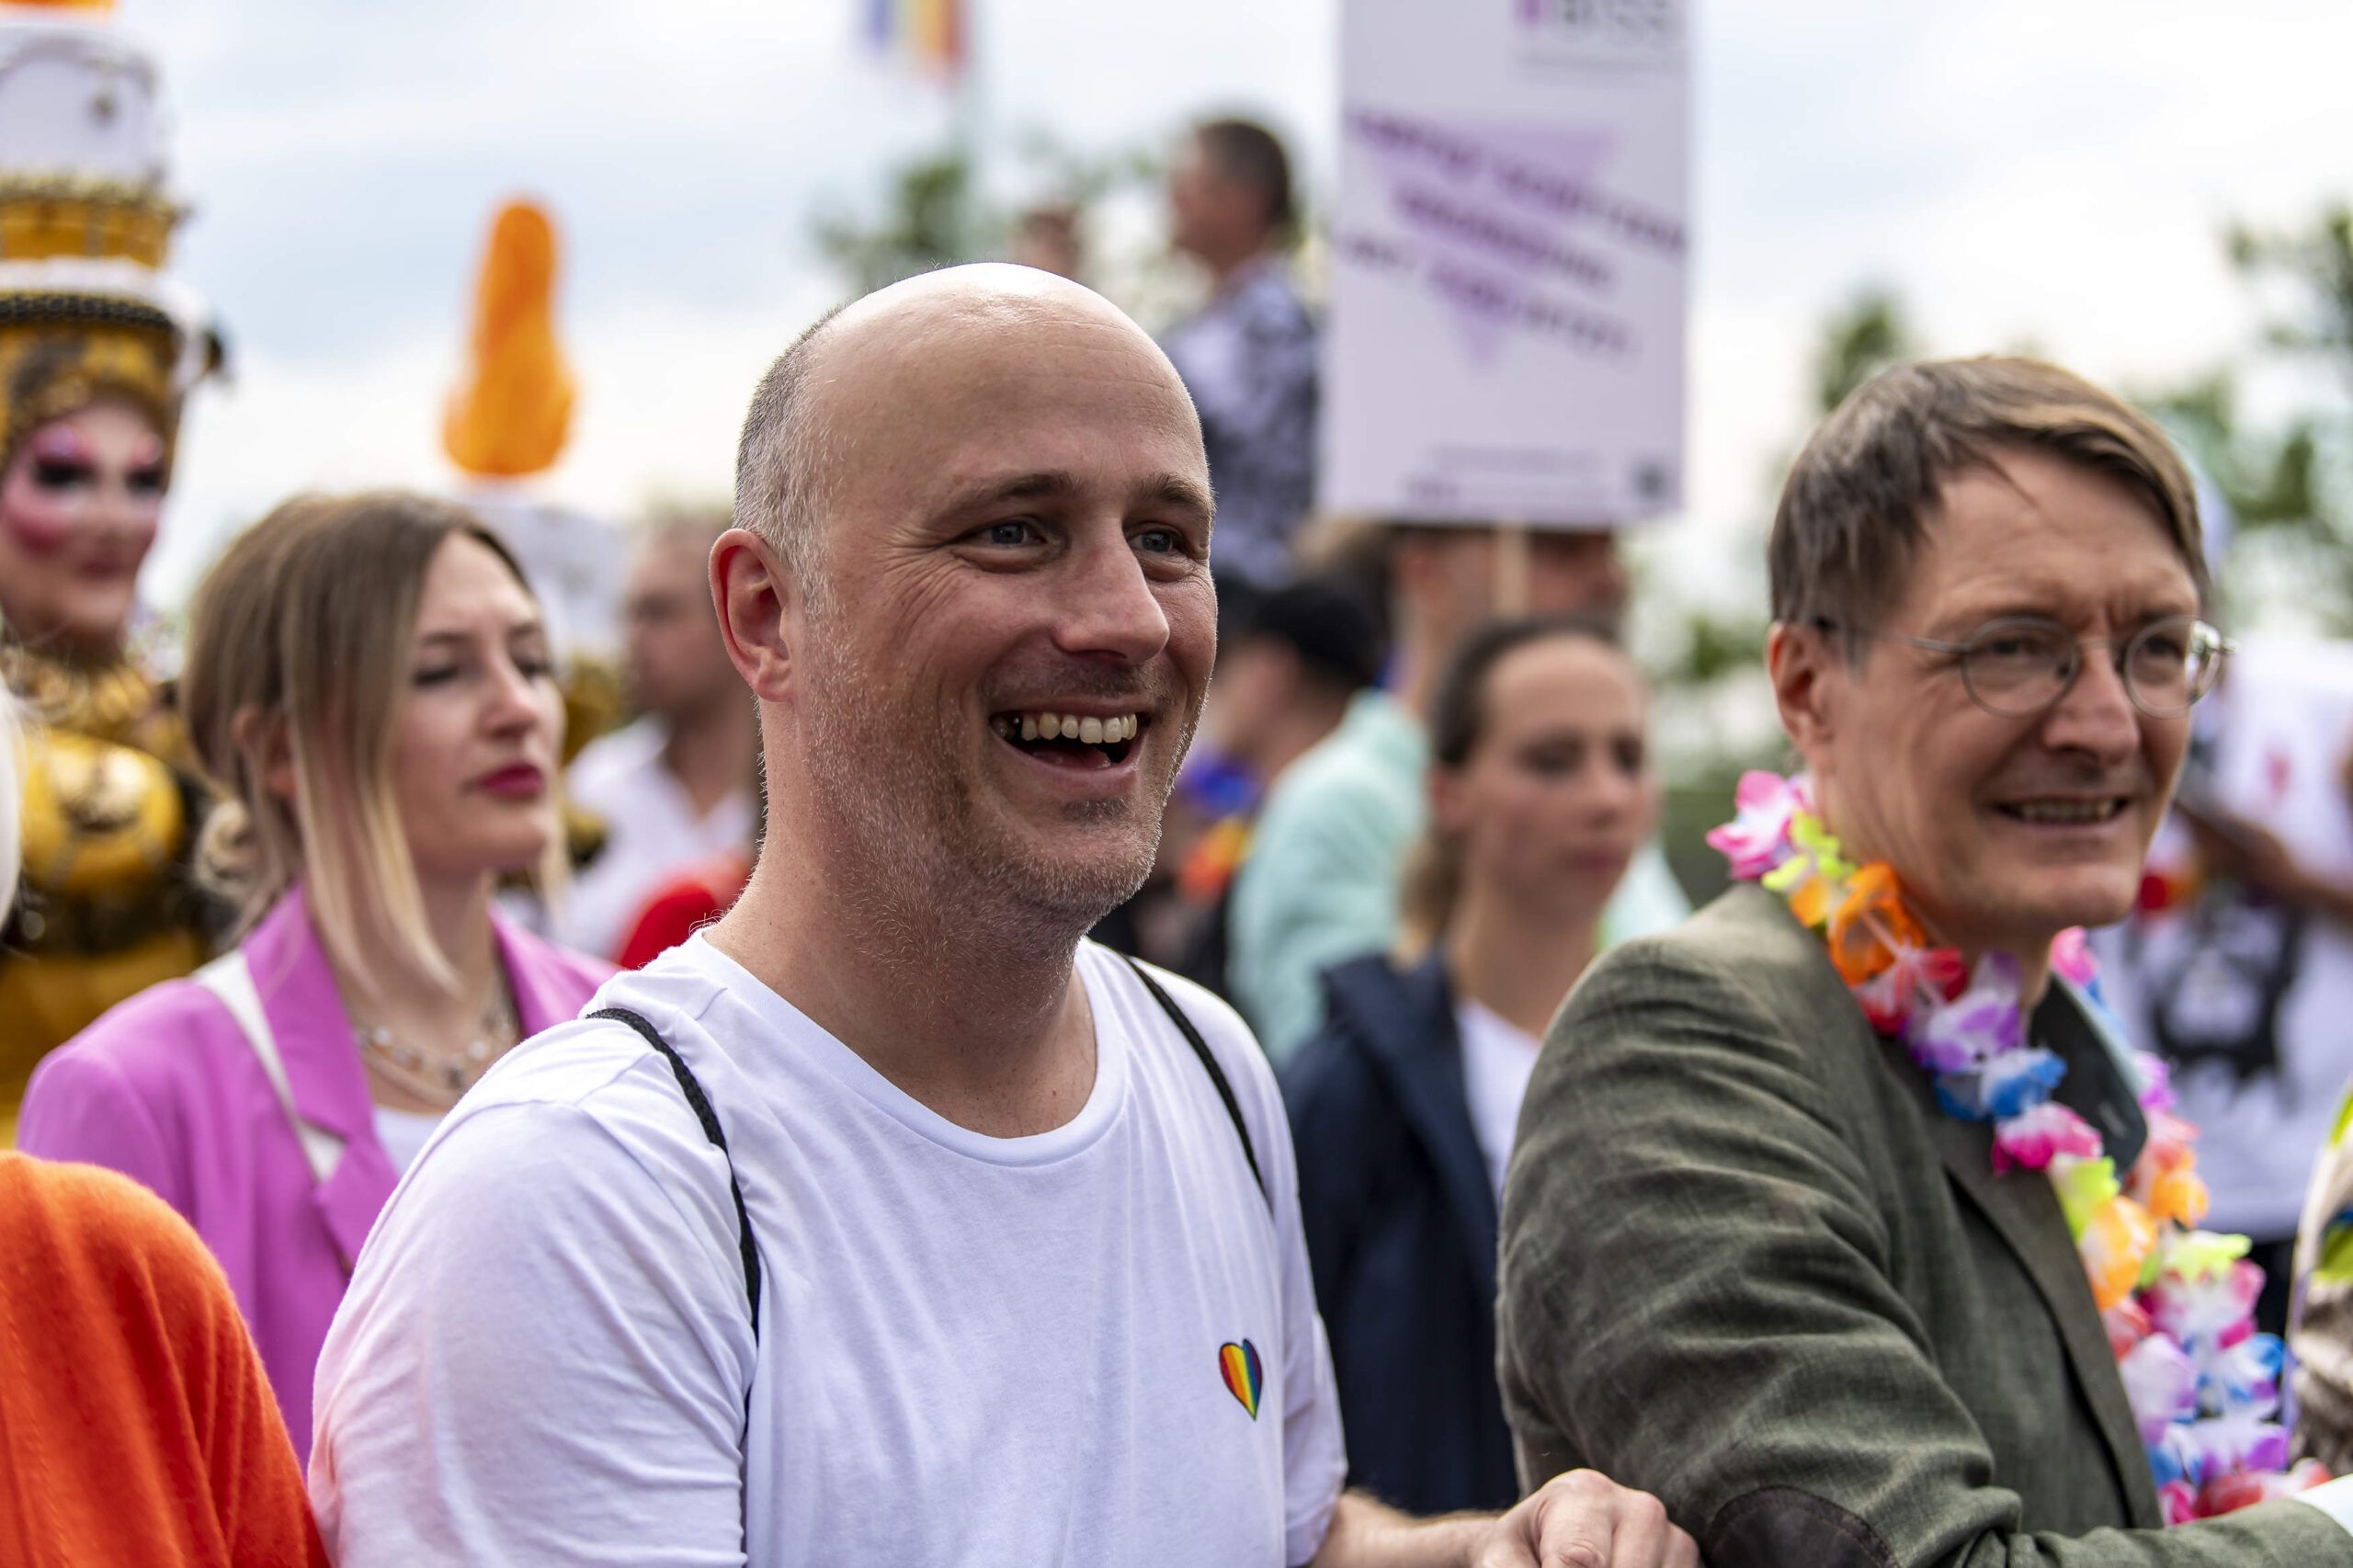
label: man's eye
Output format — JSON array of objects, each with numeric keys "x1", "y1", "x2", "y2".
[
  {"x1": 983, "y1": 520, "x2": 1036, "y2": 547},
  {"x1": 1133, "y1": 528, "x2": 1180, "y2": 555}
]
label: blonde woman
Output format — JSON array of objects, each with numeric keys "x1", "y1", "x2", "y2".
[
  {"x1": 1282, "y1": 612, "x2": 1656, "y2": 1517},
  {"x1": 19, "y1": 492, "x2": 611, "y2": 1460}
]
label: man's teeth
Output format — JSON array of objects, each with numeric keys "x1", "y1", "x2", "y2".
[
  {"x1": 2006, "y1": 799, "x2": 2124, "y2": 824},
  {"x1": 994, "y1": 711, "x2": 1141, "y2": 744}
]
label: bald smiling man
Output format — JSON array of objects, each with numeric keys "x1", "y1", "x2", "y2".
[{"x1": 306, "y1": 267, "x2": 1692, "y2": 1568}]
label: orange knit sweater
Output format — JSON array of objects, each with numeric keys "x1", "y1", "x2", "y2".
[{"x1": 0, "y1": 1152, "x2": 327, "y2": 1566}]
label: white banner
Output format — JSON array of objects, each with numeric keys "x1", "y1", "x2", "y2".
[{"x1": 1323, "y1": 0, "x2": 1689, "y2": 527}]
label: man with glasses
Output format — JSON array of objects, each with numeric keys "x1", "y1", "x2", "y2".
[{"x1": 1496, "y1": 357, "x2": 2353, "y2": 1565}]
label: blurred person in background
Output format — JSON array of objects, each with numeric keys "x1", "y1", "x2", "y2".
[
  {"x1": 18, "y1": 491, "x2": 611, "y2": 1461},
  {"x1": 2097, "y1": 625, "x2": 2353, "y2": 1339},
  {"x1": 0, "y1": 686, "x2": 327, "y2": 1565},
  {"x1": 1230, "y1": 520, "x2": 1688, "y2": 1064},
  {"x1": 1208, "y1": 575, "x2": 1387, "y2": 798},
  {"x1": 1165, "y1": 116, "x2": 1318, "y2": 600},
  {"x1": 1095, "y1": 574, "x2": 1383, "y2": 993},
  {"x1": 566, "y1": 506, "x2": 759, "y2": 960},
  {"x1": 1286, "y1": 613, "x2": 1654, "y2": 1516},
  {"x1": 1011, "y1": 200, "x2": 1086, "y2": 281},
  {"x1": 613, "y1": 745, "x2": 765, "y2": 970}
]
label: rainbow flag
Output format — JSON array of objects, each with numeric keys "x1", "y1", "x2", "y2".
[{"x1": 865, "y1": 0, "x2": 963, "y2": 77}]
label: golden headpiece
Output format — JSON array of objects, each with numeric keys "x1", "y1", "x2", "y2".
[{"x1": 0, "y1": 0, "x2": 221, "y2": 481}]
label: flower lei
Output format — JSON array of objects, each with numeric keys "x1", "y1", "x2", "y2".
[{"x1": 1709, "y1": 771, "x2": 2330, "y2": 1522}]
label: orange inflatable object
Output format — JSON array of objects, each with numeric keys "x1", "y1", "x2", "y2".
[{"x1": 442, "y1": 200, "x2": 575, "y2": 478}]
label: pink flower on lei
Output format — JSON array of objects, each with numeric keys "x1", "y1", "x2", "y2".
[
  {"x1": 1705, "y1": 771, "x2": 1810, "y2": 880},
  {"x1": 2133, "y1": 1051, "x2": 2180, "y2": 1114},
  {"x1": 1994, "y1": 1101, "x2": 2102, "y2": 1174},
  {"x1": 2051, "y1": 926, "x2": 2097, "y2": 987}
]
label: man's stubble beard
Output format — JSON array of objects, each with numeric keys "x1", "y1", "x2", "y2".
[{"x1": 796, "y1": 629, "x2": 1186, "y2": 973}]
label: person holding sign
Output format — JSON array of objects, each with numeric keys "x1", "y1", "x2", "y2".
[{"x1": 1496, "y1": 358, "x2": 2353, "y2": 1563}]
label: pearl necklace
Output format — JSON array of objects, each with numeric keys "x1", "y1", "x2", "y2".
[{"x1": 352, "y1": 977, "x2": 519, "y2": 1109}]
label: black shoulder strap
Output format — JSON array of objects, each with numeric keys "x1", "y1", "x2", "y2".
[
  {"x1": 589, "y1": 1006, "x2": 762, "y2": 1335},
  {"x1": 1120, "y1": 955, "x2": 1268, "y2": 1208}
]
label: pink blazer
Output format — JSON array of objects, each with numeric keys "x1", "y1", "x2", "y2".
[{"x1": 17, "y1": 887, "x2": 611, "y2": 1462}]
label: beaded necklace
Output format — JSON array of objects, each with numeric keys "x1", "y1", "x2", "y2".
[{"x1": 1709, "y1": 770, "x2": 2328, "y2": 1522}]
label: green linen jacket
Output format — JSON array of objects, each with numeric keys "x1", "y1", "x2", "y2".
[{"x1": 1495, "y1": 883, "x2": 2353, "y2": 1568}]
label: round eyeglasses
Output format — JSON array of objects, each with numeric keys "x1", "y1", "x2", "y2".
[{"x1": 1819, "y1": 614, "x2": 2234, "y2": 719}]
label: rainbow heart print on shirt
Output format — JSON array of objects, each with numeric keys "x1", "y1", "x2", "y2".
[{"x1": 1219, "y1": 1339, "x2": 1263, "y2": 1420}]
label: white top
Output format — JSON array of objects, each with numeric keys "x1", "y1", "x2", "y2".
[
  {"x1": 311, "y1": 937, "x2": 1347, "y2": 1568},
  {"x1": 368, "y1": 1105, "x2": 441, "y2": 1176},
  {"x1": 563, "y1": 718, "x2": 756, "y2": 960},
  {"x1": 1456, "y1": 998, "x2": 1543, "y2": 1201}
]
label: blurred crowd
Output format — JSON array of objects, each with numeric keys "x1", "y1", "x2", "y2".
[{"x1": 16, "y1": 6, "x2": 2353, "y2": 1563}]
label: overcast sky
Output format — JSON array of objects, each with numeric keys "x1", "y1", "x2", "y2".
[{"x1": 118, "y1": 0, "x2": 2353, "y2": 613}]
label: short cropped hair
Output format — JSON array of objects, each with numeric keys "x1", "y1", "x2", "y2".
[
  {"x1": 733, "y1": 304, "x2": 848, "y2": 590},
  {"x1": 1768, "y1": 357, "x2": 2205, "y2": 638},
  {"x1": 185, "y1": 491, "x2": 559, "y2": 999},
  {"x1": 1195, "y1": 118, "x2": 1295, "y2": 235}
]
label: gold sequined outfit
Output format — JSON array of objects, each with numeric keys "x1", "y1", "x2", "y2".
[{"x1": 0, "y1": 647, "x2": 218, "y2": 1135}]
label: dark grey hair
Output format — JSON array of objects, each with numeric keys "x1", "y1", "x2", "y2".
[{"x1": 1768, "y1": 356, "x2": 2206, "y2": 641}]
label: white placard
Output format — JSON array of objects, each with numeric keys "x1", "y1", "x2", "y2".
[{"x1": 1323, "y1": 0, "x2": 1689, "y2": 527}]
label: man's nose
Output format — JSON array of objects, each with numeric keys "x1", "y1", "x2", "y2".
[
  {"x1": 2040, "y1": 645, "x2": 2142, "y2": 764},
  {"x1": 1052, "y1": 529, "x2": 1171, "y2": 665}
]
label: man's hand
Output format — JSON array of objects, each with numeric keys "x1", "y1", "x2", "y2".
[
  {"x1": 1309, "y1": 1473, "x2": 1696, "y2": 1568},
  {"x1": 1472, "y1": 1470, "x2": 1697, "y2": 1568}
]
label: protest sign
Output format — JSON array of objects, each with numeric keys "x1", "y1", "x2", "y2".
[{"x1": 1323, "y1": 0, "x2": 1689, "y2": 526}]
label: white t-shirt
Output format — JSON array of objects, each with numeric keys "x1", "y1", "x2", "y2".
[
  {"x1": 1456, "y1": 999, "x2": 1542, "y2": 1201},
  {"x1": 564, "y1": 719, "x2": 756, "y2": 960},
  {"x1": 311, "y1": 937, "x2": 1347, "y2": 1567},
  {"x1": 368, "y1": 1105, "x2": 441, "y2": 1176}
]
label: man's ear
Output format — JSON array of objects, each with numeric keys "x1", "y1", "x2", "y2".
[
  {"x1": 1767, "y1": 619, "x2": 1840, "y2": 757},
  {"x1": 710, "y1": 527, "x2": 797, "y2": 704}
]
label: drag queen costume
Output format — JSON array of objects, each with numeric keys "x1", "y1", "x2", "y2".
[{"x1": 0, "y1": 0, "x2": 225, "y2": 1131}]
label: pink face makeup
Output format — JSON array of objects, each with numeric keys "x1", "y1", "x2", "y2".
[
  {"x1": 1, "y1": 412, "x2": 165, "y2": 553},
  {"x1": 0, "y1": 403, "x2": 169, "y2": 656}
]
